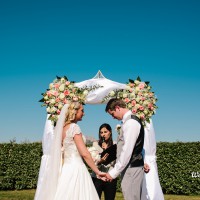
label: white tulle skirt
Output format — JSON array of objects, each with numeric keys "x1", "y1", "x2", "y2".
[{"x1": 54, "y1": 156, "x2": 99, "y2": 200}]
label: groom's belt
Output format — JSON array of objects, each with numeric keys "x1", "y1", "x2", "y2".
[{"x1": 128, "y1": 153, "x2": 144, "y2": 168}]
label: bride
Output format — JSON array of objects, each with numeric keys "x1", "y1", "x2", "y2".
[{"x1": 34, "y1": 101, "x2": 105, "y2": 200}]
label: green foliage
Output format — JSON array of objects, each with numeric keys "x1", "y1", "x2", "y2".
[
  {"x1": 157, "y1": 142, "x2": 200, "y2": 195},
  {"x1": 0, "y1": 142, "x2": 42, "y2": 190},
  {"x1": 0, "y1": 141, "x2": 199, "y2": 195}
]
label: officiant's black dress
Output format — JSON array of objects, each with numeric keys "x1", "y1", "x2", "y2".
[{"x1": 91, "y1": 142, "x2": 117, "y2": 200}]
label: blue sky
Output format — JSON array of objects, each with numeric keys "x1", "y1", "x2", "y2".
[{"x1": 0, "y1": 0, "x2": 199, "y2": 142}]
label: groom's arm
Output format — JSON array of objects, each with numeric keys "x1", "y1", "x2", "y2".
[{"x1": 108, "y1": 119, "x2": 141, "y2": 179}]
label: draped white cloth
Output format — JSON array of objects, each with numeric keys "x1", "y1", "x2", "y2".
[
  {"x1": 75, "y1": 76, "x2": 126, "y2": 104},
  {"x1": 34, "y1": 115, "x2": 54, "y2": 200},
  {"x1": 35, "y1": 72, "x2": 164, "y2": 200},
  {"x1": 34, "y1": 104, "x2": 69, "y2": 200},
  {"x1": 142, "y1": 120, "x2": 164, "y2": 200}
]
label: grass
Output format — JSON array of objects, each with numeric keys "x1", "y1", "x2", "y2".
[{"x1": 0, "y1": 190, "x2": 199, "y2": 200}]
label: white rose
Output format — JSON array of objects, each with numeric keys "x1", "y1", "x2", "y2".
[
  {"x1": 49, "y1": 83, "x2": 54, "y2": 89},
  {"x1": 83, "y1": 90, "x2": 89, "y2": 96},
  {"x1": 58, "y1": 103, "x2": 63, "y2": 109},
  {"x1": 60, "y1": 78, "x2": 65, "y2": 83},
  {"x1": 130, "y1": 92, "x2": 135, "y2": 98},
  {"x1": 126, "y1": 86, "x2": 131, "y2": 90},
  {"x1": 44, "y1": 95, "x2": 48, "y2": 100},
  {"x1": 50, "y1": 107, "x2": 57, "y2": 113},
  {"x1": 136, "y1": 97, "x2": 140, "y2": 102},
  {"x1": 59, "y1": 93, "x2": 65, "y2": 99},
  {"x1": 123, "y1": 93, "x2": 128, "y2": 98},
  {"x1": 59, "y1": 84, "x2": 65, "y2": 92},
  {"x1": 91, "y1": 147, "x2": 96, "y2": 151},
  {"x1": 135, "y1": 87, "x2": 140, "y2": 92},
  {"x1": 134, "y1": 80, "x2": 140, "y2": 85},
  {"x1": 68, "y1": 84, "x2": 73, "y2": 89},
  {"x1": 135, "y1": 104, "x2": 140, "y2": 109},
  {"x1": 50, "y1": 99, "x2": 55, "y2": 104},
  {"x1": 109, "y1": 91, "x2": 115, "y2": 97},
  {"x1": 128, "y1": 103, "x2": 132, "y2": 109},
  {"x1": 91, "y1": 152, "x2": 96, "y2": 158}
]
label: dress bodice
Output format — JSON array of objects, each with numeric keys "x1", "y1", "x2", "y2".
[{"x1": 62, "y1": 123, "x2": 86, "y2": 162}]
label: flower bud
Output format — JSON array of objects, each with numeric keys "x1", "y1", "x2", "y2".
[{"x1": 59, "y1": 84, "x2": 65, "y2": 92}]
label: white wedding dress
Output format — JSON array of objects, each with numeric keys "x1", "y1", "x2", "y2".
[{"x1": 54, "y1": 123, "x2": 99, "y2": 200}]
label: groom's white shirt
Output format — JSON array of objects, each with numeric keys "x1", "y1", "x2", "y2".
[{"x1": 109, "y1": 110, "x2": 141, "y2": 179}]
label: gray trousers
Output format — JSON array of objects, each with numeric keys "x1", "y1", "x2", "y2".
[{"x1": 121, "y1": 167, "x2": 144, "y2": 200}]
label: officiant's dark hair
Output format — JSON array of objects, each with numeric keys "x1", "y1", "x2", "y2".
[
  {"x1": 98, "y1": 123, "x2": 113, "y2": 148},
  {"x1": 105, "y1": 98, "x2": 126, "y2": 112}
]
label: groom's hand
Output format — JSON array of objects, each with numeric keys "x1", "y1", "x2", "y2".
[{"x1": 144, "y1": 163, "x2": 150, "y2": 173}]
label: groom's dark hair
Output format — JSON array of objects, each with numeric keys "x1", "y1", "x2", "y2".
[{"x1": 105, "y1": 98, "x2": 126, "y2": 112}]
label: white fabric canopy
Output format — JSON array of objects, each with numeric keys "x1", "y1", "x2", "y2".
[
  {"x1": 35, "y1": 71, "x2": 164, "y2": 200},
  {"x1": 75, "y1": 71, "x2": 126, "y2": 104}
]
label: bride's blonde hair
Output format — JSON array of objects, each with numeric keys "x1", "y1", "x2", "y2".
[{"x1": 64, "y1": 101, "x2": 81, "y2": 125}]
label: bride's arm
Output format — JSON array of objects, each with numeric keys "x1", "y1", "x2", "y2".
[{"x1": 74, "y1": 134, "x2": 103, "y2": 176}]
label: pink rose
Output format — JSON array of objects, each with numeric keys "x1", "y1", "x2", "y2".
[
  {"x1": 65, "y1": 81, "x2": 70, "y2": 86},
  {"x1": 64, "y1": 99, "x2": 68, "y2": 104},
  {"x1": 139, "y1": 83, "x2": 145, "y2": 89},
  {"x1": 54, "y1": 83, "x2": 60, "y2": 88},
  {"x1": 141, "y1": 97, "x2": 146, "y2": 101},
  {"x1": 140, "y1": 115, "x2": 145, "y2": 120},
  {"x1": 56, "y1": 98, "x2": 60, "y2": 102},
  {"x1": 57, "y1": 110, "x2": 61, "y2": 114},
  {"x1": 124, "y1": 98, "x2": 130, "y2": 103},
  {"x1": 64, "y1": 90, "x2": 70, "y2": 96},
  {"x1": 132, "y1": 108, "x2": 137, "y2": 113},
  {"x1": 139, "y1": 106, "x2": 144, "y2": 111},
  {"x1": 129, "y1": 89, "x2": 133, "y2": 92},
  {"x1": 138, "y1": 92, "x2": 143, "y2": 96},
  {"x1": 46, "y1": 91, "x2": 52, "y2": 97},
  {"x1": 150, "y1": 106, "x2": 154, "y2": 110},
  {"x1": 131, "y1": 100, "x2": 136, "y2": 106},
  {"x1": 148, "y1": 103, "x2": 153, "y2": 108},
  {"x1": 149, "y1": 93, "x2": 153, "y2": 97},
  {"x1": 53, "y1": 91, "x2": 58, "y2": 96}
]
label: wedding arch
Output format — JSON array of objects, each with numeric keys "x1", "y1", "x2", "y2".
[{"x1": 36, "y1": 70, "x2": 161, "y2": 200}]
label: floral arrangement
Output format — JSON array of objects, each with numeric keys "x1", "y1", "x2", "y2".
[
  {"x1": 102, "y1": 77, "x2": 158, "y2": 125},
  {"x1": 115, "y1": 124, "x2": 121, "y2": 134},
  {"x1": 87, "y1": 146, "x2": 101, "y2": 165},
  {"x1": 39, "y1": 76, "x2": 98, "y2": 126}
]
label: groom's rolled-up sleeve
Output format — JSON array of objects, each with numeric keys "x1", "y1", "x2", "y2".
[{"x1": 108, "y1": 119, "x2": 141, "y2": 179}]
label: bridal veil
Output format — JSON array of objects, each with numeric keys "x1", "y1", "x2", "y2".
[{"x1": 34, "y1": 104, "x2": 69, "y2": 200}]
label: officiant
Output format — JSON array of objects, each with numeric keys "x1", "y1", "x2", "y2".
[{"x1": 91, "y1": 123, "x2": 117, "y2": 200}]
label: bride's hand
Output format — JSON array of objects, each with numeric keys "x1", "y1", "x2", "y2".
[
  {"x1": 96, "y1": 171, "x2": 106, "y2": 178},
  {"x1": 96, "y1": 171, "x2": 108, "y2": 182}
]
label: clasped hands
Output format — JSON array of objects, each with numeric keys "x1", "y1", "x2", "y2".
[
  {"x1": 97, "y1": 172, "x2": 113, "y2": 182},
  {"x1": 97, "y1": 163, "x2": 151, "y2": 182}
]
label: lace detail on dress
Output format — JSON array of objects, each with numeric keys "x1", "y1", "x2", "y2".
[{"x1": 62, "y1": 123, "x2": 86, "y2": 162}]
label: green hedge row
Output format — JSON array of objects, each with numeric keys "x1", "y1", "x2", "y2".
[
  {"x1": 0, "y1": 141, "x2": 199, "y2": 194},
  {"x1": 0, "y1": 141, "x2": 42, "y2": 190},
  {"x1": 156, "y1": 142, "x2": 200, "y2": 195}
]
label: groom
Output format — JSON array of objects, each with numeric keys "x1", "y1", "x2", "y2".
[{"x1": 105, "y1": 98, "x2": 144, "y2": 200}]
